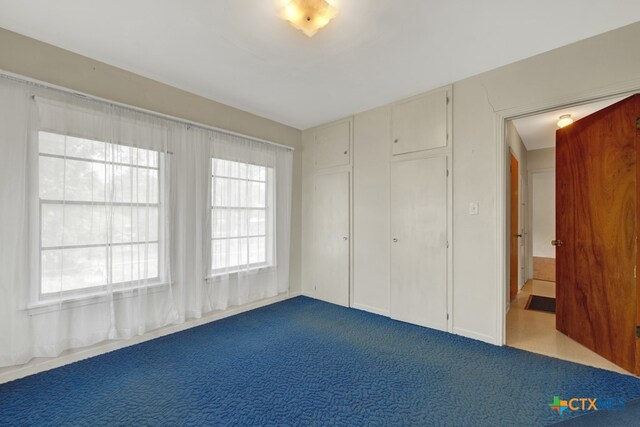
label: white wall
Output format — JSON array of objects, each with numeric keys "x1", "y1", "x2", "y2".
[
  {"x1": 301, "y1": 22, "x2": 640, "y2": 345},
  {"x1": 532, "y1": 171, "x2": 555, "y2": 259},
  {"x1": 526, "y1": 147, "x2": 555, "y2": 276}
]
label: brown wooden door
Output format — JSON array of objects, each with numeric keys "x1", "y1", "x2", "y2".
[
  {"x1": 556, "y1": 95, "x2": 640, "y2": 374},
  {"x1": 510, "y1": 154, "x2": 519, "y2": 301}
]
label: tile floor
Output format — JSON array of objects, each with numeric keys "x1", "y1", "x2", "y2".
[{"x1": 506, "y1": 280, "x2": 630, "y2": 375}]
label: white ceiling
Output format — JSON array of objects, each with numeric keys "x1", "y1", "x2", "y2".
[
  {"x1": 511, "y1": 97, "x2": 624, "y2": 151},
  {"x1": 1, "y1": 1, "x2": 639, "y2": 129}
]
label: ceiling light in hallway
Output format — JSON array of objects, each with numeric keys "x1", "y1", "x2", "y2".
[{"x1": 557, "y1": 114, "x2": 574, "y2": 128}]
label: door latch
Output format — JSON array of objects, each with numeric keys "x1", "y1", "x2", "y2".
[{"x1": 551, "y1": 240, "x2": 564, "y2": 247}]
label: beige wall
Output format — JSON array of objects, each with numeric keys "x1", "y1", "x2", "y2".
[
  {"x1": 0, "y1": 27, "x2": 303, "y2": 293},
  {"x1": 528, "y1": 147, "x2": 555, "y2": 171}
]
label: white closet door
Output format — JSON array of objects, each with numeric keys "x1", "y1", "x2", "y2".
[
  {"x1": 314, "y1": 120, "x2": 351, "y2": 169},
  {"x1": 312, "y1": 171, "x2": 350, "y2": 307},
  {"x1": 391, "y1": 88, "x2": 448, "y2": 155},
  {"x1": 390, "y1": 156, "x2": 447, "y2": 330}
]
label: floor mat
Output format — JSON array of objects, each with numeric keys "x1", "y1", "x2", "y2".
[{"x1": 526, "y1": 294, "x2": 557, "y2": 313}]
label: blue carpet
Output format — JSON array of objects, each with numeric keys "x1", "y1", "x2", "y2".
[{"x1": 1, "y1": 296, "x2": 640, "y2": 426}]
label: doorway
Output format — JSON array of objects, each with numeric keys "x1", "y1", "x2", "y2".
[{"x1": 504, "y1": 96, "x2": 632, "y2": 375}]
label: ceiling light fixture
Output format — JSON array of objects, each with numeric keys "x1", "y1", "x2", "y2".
[
  {"x1": 280, "y1": 0, "x2": 338, "y2": 37},
  {"x1": 557, "y1": 114, "x2": 574, "y2": 128}
]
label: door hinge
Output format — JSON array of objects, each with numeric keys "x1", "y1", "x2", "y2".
[
  {"x1": 446, "y1": 241, "x2": 450, "y2": 248},
  {"x1": 446, "y1": 96, "x2": 450, "y2": 105},
  {"x1": 635, "y1": 266, "x2": 637, "y2": 279},
  {"x1": 636, "y1": 117, "x2": 640, "y2": 130},
  {"x1": 446, "y1": 169, "x2": 449, "y2": 177},
  {"x1": 637, "y1": 326, "x2": 640, "y2": 338},
  {"x1": 447, "y1": 313, "x2": 450, "y2": 320}
]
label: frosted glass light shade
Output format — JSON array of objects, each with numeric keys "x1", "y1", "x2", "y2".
[
  {"x1": 557, "y1": 114, "x2": 574, "y2": 128},
  {"x1": 280, "y1": 0, "x2": 338, "y2": 37}
]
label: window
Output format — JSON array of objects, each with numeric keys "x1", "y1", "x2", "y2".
[
  {"x1": 38, "y1": 131, "x2": 162, "y2": 296},
  {"x1": 211, "y1": 158, "x2": 274, "y2": 273}
]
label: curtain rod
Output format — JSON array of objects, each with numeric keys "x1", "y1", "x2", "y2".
[{"x1": 0, "y1": 70, "x2": 295, "y2": 152}]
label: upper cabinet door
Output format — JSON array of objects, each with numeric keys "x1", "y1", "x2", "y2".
[
  {"x1": 314, "y1": 119, "x2": 351, "y2": 169},
  {"x1": 391, "y1": 87, "x2": 449, "y2": 155}
]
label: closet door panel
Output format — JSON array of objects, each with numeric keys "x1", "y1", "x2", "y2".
[
  {"x1": 390, "y1": 156, "x2": 447, "y2": 330},
  {"x1": 391, "y1": 88, "x2": 448, "y2": 155},
  {"x1": 314, "y1": 120, "x2": 351, "y2": 169},
  {"x1": 312, "y1": 171, "x2": 350, "y2": 306}
]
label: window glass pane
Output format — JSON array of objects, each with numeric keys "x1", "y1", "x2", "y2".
[
  {"x1": 212, "y1": 209, "x2": 247, "y2": 239},
  {"x1": 111, "y1": 243, "x2": 159, "y2": 284},
  {"x1": 39, "y1": 156, "x2": 107, "y2": 202},
  {"x1": 248, "y1": 182, "x2": 266, "y2": 208},
  {"x1": 212, "y1": 159, "x2": 226, "y2": 177},
  {"x1": 247, "y1": 164, "x2": 264, "y2": 181},
  {"x1": 213, "y1": 159, "x2": 249, "y2": 179},
  {"x1": 248, "y1": 236, "x2": 266, "y2": 264},
  {"x1": 211, "y1": 238, "x2": 249, "y2": 270},
  {"x1": 228, "y1": 238, "x2": 248, "y2": 267},
  {"x1": 107, "y1": 145, "x2": 159, "y2": 167},
  {"x1": 41, "y1": 246, "x2": 108, "y2": 294},
  {"x1": 112, "y1": 206, "x2": 159, "y2": 244},
  {"x1": 213, "y1": 177, "x2": 247, "y2": 207},
  {"x1": 111, "y1": 165, "x2": 158, "y2": 204},
  {"x1": 41, "y1": 204, "x2": 108, "y2": 247},
  {"x1": 248, "y1": 209, "x2": 265, "y2": 236},
  {"x1": 38, "y1": 131, "x2": 66, "y2": 157}
]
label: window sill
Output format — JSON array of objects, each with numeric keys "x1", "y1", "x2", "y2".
[
  {"x1": 26, "y1": 281, "x2": 171, "y2": 316},
  {"x1": 207, "y1": 264, "x2": 275, "y2": 280}
]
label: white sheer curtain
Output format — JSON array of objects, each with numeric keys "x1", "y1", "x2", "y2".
[
  {"x1": 169, "y1": 126, "x2": 293, "y2": 318},
  {"x1": 0, "y1": 75, "x2": 293, "y2": 367}
]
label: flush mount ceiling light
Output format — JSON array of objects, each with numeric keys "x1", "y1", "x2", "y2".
[
  {"x1": 557, "y1": 114, "x2": 574, "y2": 128},
  {"x1": 280, "y1": 0, "x2": 338, "y2": 37}
]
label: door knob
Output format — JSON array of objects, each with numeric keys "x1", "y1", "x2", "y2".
[
  {"x1": 515, "y1": 234, "x2": 523, "y2": 238},
  {"x1": 343, "y1": 236, "x2": 348, "y2": 241},
  {"x1": 392, "y1": 238, "x2": 398, "y2": 243},
  {"x1": 551, "y1": 239, "x2": 564, "y2": 247}
]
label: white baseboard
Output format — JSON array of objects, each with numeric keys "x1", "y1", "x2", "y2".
[
  {"x1": 453, "y1": 327, "x2": 498, "y2": 346},
  {"x1": 351, "y1": 303, "x2": 390, "y2": 317},
  {"x1": 0, "y1": 292, "x2": 298, "y2": 385}
]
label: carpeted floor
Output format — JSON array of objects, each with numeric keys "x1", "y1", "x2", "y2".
[{"x1": 1, "y1": 296, "x2": 640, "y2": 426}]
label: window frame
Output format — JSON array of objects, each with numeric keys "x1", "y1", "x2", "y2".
[
  {"x1": 36, "y1": 130, "x2": 166, "y2": 300},
  {"x1": 209, "y1": 157, "x2": 276, "y2": 276}
]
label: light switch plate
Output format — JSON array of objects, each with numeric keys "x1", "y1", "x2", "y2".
[{"x1": 469, "y1": 201, "x2": 479, "y2": 215}]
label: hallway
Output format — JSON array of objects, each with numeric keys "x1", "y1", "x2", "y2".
[{"x1": 506, "y1": 280, "x2": 630, "y2": 375}]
